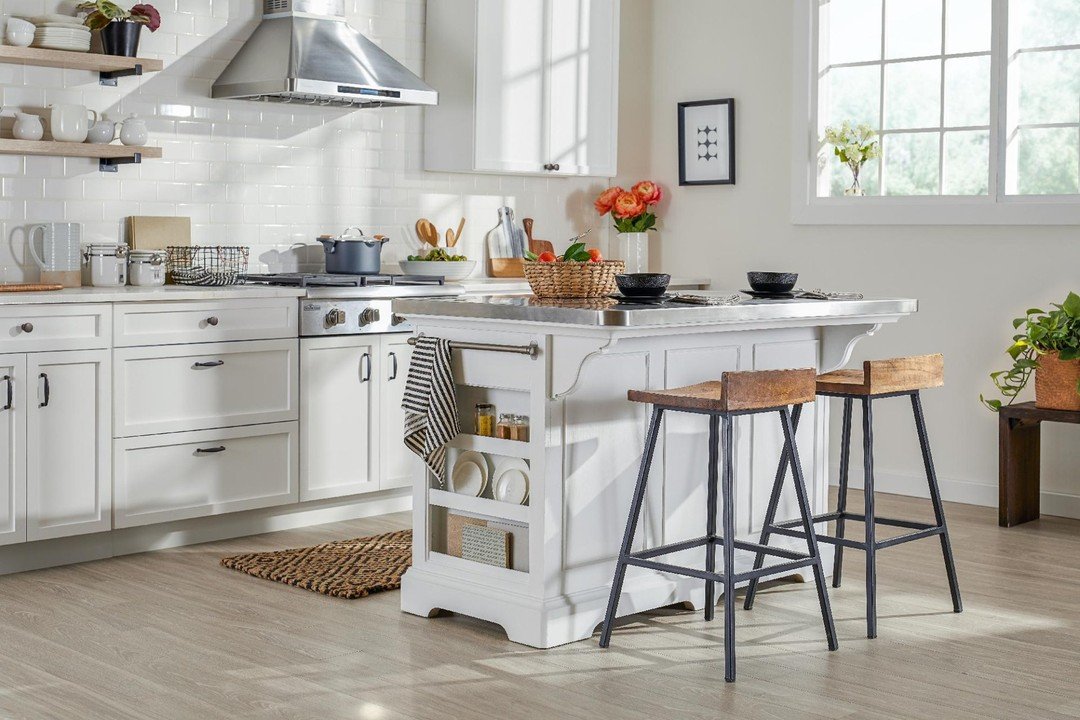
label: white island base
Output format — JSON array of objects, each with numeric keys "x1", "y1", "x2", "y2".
[{"x1": 396, "y1": 295, "x2": 916, "y2": 648}]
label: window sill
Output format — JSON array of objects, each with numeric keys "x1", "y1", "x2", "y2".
[{"x1": 792, "y1": 197, "x2": 1080, "y2": 226}]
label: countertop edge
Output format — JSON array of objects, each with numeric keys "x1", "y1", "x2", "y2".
[{"x1": 0, "y1": 286, "x2": 308, "y2": 306}]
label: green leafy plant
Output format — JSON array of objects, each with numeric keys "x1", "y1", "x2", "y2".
[
  {"x1": 981, "y1": 292, "x2": 1080, "y2": 411},
  {"x1": 822, "y1": 121, "x2": 881, "y2": 195},
  {"x1": 77, "y1": 1, "x2": 161, "y2": 32}
]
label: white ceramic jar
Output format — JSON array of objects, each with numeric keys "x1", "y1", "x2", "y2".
[
  {"x1": 84, "y1": 243, "x2": 129, "y2": 287},
  {"x1": 119, "y1": 115, "x2": 149, "y2": 146},
  {"x1": 127, "y1": 249, "x2": 166, "y2": 287}
]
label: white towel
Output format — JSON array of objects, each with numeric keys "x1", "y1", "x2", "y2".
[{"x1": 402, "y1": 336, "x2": 459, "y2": 483}]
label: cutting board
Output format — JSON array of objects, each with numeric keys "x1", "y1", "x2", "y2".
[
  {"x1": 0, "y1": 283, "x2": 64, "y2": 293},
  {"x1": 127, "y1": 216, "x2": 191, "y2": 251}
]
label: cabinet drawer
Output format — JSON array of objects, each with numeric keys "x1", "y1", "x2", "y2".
[
  {"x1": 113, "y1": 299, "x2": 297, "y2": 347},
  {"x1": 113, "y1": 422, "x2": 299, "y2": 528},
  {"x1": 0, "y1": 304, "x2": 109, "y2": 352},
  {"x1": 114, "y1": 339, "x2": 299, "y2": 437}
]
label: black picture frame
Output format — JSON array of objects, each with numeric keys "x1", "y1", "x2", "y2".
[{"x1": 678, "y1": 99, "x2": 736, "y2": 186}]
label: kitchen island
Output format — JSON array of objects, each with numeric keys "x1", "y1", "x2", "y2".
[{"x1": 393, "y1": 293, "x2": 918, "y2": 648}]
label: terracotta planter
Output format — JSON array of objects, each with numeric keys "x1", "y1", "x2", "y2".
[{"x1": 1035, "y1": 351, "x2": 1080, "y2": 411}]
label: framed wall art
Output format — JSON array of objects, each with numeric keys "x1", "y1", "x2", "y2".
[{"x1": 678, "y1": 99, "x2": 736, "y2": 186}]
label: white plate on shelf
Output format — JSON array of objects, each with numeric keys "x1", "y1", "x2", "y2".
[
  {"x1": 451, "y1": 451, "x2": 490, "y2": 497},
  {"x1": 493, "y1": 458, "x2": 530, "y2": 505}
]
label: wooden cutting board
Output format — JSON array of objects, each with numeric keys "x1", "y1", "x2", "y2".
[
  {"x1": 0, "y1": 283, "x2": 64, "y2": 292},
  {"x1": 127, "y1": 216, "x2": 191, "y2": 251}
]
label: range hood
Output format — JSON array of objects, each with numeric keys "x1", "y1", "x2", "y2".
[{"x1": 212, "y1": 0, "x2": 438, "y2": 108}]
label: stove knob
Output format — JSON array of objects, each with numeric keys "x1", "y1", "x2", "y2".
[
  {"x1": 391, "y1": 313, "x2": 407, "y2": 327},
  {"x1": 359, "y1": 308, "x2": 382, "y2": 327},
  {"x1": 325, "y1": 309, "x2": 346, "y2": 327}
]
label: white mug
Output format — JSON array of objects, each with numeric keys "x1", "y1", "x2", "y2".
[
  {"x1": 49, "y1": 104, "x2": 97, "y2": 143},
  {"x1": 28, "y1": 223, "x2": 83, "y2": 272}
]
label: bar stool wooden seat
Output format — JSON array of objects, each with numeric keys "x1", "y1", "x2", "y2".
[
  {"x1": 744, "y1": 354, "x2": 963, "y2": 639},
  {"x1": 601, "y1": 368, "x2": 838, "y2": 683}
]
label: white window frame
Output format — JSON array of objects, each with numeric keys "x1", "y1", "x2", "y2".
[{"x1": 791, "y1": 0, "x2": 1080, "y2": 225}]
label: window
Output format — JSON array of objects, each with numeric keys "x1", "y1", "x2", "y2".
[{"x1": 795, "y1": 0, "x2": 1080, "y2": 223}]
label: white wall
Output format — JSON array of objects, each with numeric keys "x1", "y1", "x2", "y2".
[
  {"x1": 0, "y1": 0, "x2": 612, "y2": 281},
  {"x1": 629, "y1": 0, "x2": 1080, "y2": 517}
]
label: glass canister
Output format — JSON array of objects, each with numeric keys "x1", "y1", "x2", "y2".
[
  {"x1": 475, "y1": 403, "x2": 496, "y2": 437},
  {"x1": 496, "y1": 414, "x2": 515, "y2": 440},
  {"x1": 128, "y1": 249, "x2": 166, "y2": 287},
  {"x1": 512, "y1": 415, "x2": 530, "y2": 442},
  {"x1": 84, "y1": 243, "x2": 128, "y2": 287}
]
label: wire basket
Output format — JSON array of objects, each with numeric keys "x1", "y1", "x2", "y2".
[{"x1": 166, "y1": 246, "x2": 250, "y2": 286}]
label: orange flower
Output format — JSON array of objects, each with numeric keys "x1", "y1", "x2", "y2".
[
  {"x1": 632, "y1": 180, "x2": 663, "y2": 206},
  {"x1": 594, "y1": 186, "x2": 624, "y2": 215},
  {"x1": 612, "y1": 191, "x2": 646, "y2": 219}
]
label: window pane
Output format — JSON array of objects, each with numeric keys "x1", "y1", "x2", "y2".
[
  {"x1": 823, "y1": 0, "x2": 883, "y2": 65},
  {"x1": 821, "y1": 65, "x2": 881, "y2": 129},
  {"x1": 885, "y1": 60, "x2": 941, "y2": 129},
  {"x1": 945, "y1": 56, "x2": 991, "y2": 127},
  {"x1": 1013, "y1": 127, "x2": 1080, "y2": 195},
  {"x1": 885, "y1": 0, "x2": 942, "y2": 59},
  {"x1": 883, "y1": 132, "x2": 940, "y2": 194},
  {"x1": 1014, "y1": 49, "x2": 1080, "y2": 126},
  {"x1": 819, "y1": 153, "x2": 882, "y2": 197},
  {"x1": 1010, "y1": 0, "x2": 1080, "y2": 49},
  {"x1": 943, "y1": 130, "x2": 990, "y2": 194},
  {"x1": 946, "y1": 0, "x2": 991, "y2": 54}
]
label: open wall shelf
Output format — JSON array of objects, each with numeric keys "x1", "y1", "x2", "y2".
[
  {"x1": 0, "y1": 46, "x2": 163, "y2": 86},
  {"x1": 0, "y1": 139, "x2": 162, "y2": 172}
]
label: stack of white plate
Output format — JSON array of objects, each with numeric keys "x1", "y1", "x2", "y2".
[{"x1": 31, "y1": 16, "x2": 91, "y2": 52}]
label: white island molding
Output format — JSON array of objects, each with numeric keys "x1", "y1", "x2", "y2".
[{"x1": 394, "y1": 294, "x2": 917, "y2": 648}]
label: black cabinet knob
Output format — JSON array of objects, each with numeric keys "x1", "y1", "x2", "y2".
[
  {"x1": 20, "y1": 323, "x2": 33, "y2": 333},
  {"x1": 206, "y1": 316, "x2": 219, "y2": 327}
]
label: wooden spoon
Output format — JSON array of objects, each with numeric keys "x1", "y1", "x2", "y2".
[
  {"x1": 453, "y1": 217, "x2": 466, "y2": 247},
  {"x1": 446, "y1": 229, "x2": 456, "y2": 247},
  {"x1": 415, "y1": 219, "x2": 439, "y2": 247}
]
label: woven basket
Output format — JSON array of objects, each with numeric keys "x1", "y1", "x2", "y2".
[
  {"x1": 522, "y1": 260, "x2": 625, "y2": 299},
  {"x1": 1035, "y1": 351, "x2": 1080, "y2": 411}
]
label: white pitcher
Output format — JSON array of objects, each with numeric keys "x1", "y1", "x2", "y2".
[{"x1": 13, "y1": 112, "x2": 44, "y2": 141}]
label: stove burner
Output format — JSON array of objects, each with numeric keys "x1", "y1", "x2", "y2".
[{"x1": 242, "y1": 273, "x2": 446, "y2": 288}]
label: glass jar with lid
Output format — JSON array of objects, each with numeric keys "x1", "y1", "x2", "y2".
[
  {"x1": 475, "y1": 403, "x2": 496, "y2": 437},
  {"x1": 127, "y1": 249, "x2": 167, "y2": 287},
  {"x1": 83, "y1": 243, "x2": 128, "y2": 287},
  {"x1": 511, "y1": 415, "x2": 530, "y2": 442}
]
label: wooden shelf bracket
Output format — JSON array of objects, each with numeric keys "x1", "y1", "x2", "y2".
[{"x1": 99, "y1": 151, "x2": 142, "y2": 173}]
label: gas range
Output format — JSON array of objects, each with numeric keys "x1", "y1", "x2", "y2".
[{"x1": 242, "y1": 272, "x2": 465, "y2": 337}]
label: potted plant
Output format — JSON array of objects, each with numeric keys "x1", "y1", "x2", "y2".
[
  {"x1": 822, "y1": 122, "x2": 881, "y2": 196},
  {"x1": 982, "y1": 292, "x2": 1080, "y2": 412},
  {"x1": 77, "y1": 1, "x2": 161, "y2": 57},
  {"x1": 595, "y1": 181, "x2": 664, "y2": 274}
]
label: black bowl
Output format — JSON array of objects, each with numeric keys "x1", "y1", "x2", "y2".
[
  {"x1": 616, "y1": 273, "x2": 671, "y2": 298},
  {"x1": 747, "y1": 271, "x2": 798, "y2": 294}
]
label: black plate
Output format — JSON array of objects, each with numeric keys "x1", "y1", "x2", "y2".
[
  {"x1": 608, "y1": 293, "x2": 676, "y2": 305},
  {"x1": 741, "y1": 289, "x2": 798, "y2": 299}
]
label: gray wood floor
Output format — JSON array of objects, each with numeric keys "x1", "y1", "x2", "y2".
[{"x1": 1, "y1": 491, "x2": 1078, "y2": 720}]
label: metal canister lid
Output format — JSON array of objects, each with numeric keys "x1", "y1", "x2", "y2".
[
  {"x1": 129, "y1": 249, "x2": 165, "y2": 265},
  {"x1": 85, "y1": 243, "x2": 129, "y2": 258}
]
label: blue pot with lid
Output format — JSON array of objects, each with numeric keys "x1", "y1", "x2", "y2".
[{"x1": 317, "y1": 227, "x2": 389, "y2": 275}]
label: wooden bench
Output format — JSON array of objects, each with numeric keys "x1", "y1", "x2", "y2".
[{"x1": 999, "y1": 402, "x2": 1080, "y2": 527}]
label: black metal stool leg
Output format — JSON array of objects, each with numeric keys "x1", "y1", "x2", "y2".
[
  {"x1": 911, "y1": 392, "x2": 963, "y2": 614},
  {"x1": 743, "y1": 404, "x2": 803, "y2": 611},
  {"x1": 720, "y1": 415, "x2": 737, "y2": 683},
  {"x1": 600, "y1": 407, "x2": 665, "y2": 647},
  {"x1": 832, "y1": 397, "x2": 854, "y2": 588},
  {"x1": 781, "y1": 406, "x2": 839, "y2": 651},
  {"x1": 862, "y1": 397, "x2": 878, "y2": 639},
  {"x1": 705, "y1": 414, "x2": 720, "y2": 622}
]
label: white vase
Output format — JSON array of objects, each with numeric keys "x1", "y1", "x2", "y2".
[{"x1": 614, "y1": 232, "x2": 649, "y2": 274}]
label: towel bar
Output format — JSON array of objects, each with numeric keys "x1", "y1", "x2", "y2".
[{"x1": 407, "y1": 335, "x2": 540, "y2": 359}]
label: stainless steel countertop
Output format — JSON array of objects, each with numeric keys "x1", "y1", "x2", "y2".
[{"x1": 393, "y1": 294, "x2": 919, "y2": 328}]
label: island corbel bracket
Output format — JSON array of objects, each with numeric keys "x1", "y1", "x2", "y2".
[
  {"x1": 820, "y1": 323, "x2": 882, "y2": 373},
  {"x1": 99, "y1": 63, "x2": 143, "y2": 86},
  {"x1": 99, "y1": 152, "x2": 142, "y2": 173}
]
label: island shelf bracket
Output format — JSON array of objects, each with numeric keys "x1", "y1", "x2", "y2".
[
  {"x1": 99, "y1": 152, "x2": 143, "y2": 173},
  {"x1": 99, "y1": 63, "x2": 143, "y2": 86},
  {"x1": 551, "y1": 335, "x2": 621, "y2": 399},
  {"x1": 820, "y1": 323, "x2": 881, "y2": 373}
]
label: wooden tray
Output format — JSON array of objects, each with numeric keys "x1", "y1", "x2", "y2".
[{"x1": 0, "y1": 283, "x2": 64, "y2": 293}]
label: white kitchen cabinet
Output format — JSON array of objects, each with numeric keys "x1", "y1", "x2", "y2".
[
  {"x1": 0, "y1": 354, "x2": 26, "y2": 546},
  {"x1": 424, "y1": 0, "x2": 621, "y2": 177},
  {"x1": 380, "y1": 339, "x2": 414, "y2": 491},
  {"x1": 26, "y1": 350, "x2": 111, "y2": 541},
  {"x1": 300, "y1": 336, "x2": 379, "y2": 501}
]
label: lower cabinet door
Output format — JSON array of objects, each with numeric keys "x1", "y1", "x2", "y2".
[
  {"x1": 113, "y1": 423, "x2": 299, "y2": 528},
  {"x1": 380, "y1": 339, "x2": 414, "y2": 490},
  {"x1": 300, "y1": 337, "x2": 378, "y2": 501},
  {"x1": 26, "y1": 350, "x2": 111, "y2": 541},
  {"x1": 0, "y1": 354, "x2": 26, "y2": 546}
]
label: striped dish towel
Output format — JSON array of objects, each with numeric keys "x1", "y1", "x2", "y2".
[{"x1": 402, "y1": 336, "x2": 459, "y2": 484}]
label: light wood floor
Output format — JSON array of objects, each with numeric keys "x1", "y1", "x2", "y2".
[{"x1": 1, "y1": 492, "x2": 1078, "y2": 720}]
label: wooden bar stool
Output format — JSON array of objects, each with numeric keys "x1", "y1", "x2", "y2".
[
  {"x1": 744, "y1": 354, "x2": 963, "y2": 639},
  {"x1": 599, "y1": 369, "x2": 838, "y2": 683}
]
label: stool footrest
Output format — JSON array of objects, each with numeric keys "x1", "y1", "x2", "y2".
[
  {"x1": 625, "y1": 534, "x2": 818, "y2": 585},
  {"x1": 623, "y1": 555, "x2": 819, "y2": 585},
  {"x1": 772, "y1": 512, "x2": 936, "y2": 531},
  {"x1": 765, "y1": 520, "x2": 945, "y2": 551},
  {"x1": 631, "y1": 535, "x2": 812, "y2": 563}
]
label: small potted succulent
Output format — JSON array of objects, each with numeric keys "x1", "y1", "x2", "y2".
[
  {"x1": 982, "y1": 292, "x2": 1080, "y2": 412},
  {"x1": 77, "y1": 1, "x2": 161, "y2": 57}
]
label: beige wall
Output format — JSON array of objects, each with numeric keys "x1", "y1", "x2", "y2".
[{"x1": 623, "y1": 0, "x2": 1080, "y2": 516}]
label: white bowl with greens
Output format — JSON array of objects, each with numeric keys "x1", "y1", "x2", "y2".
[{"x1": 401, "y1": 248, "x2": 477, "y2": 281}]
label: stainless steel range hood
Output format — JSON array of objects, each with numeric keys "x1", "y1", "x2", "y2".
[{"x1": 212, "y1": 0, "x2": 438, "y2": 108}]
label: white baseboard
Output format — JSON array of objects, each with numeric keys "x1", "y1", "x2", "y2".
[{"x1": 833, "y1": 471, "x2": 1080, "y2": 521}]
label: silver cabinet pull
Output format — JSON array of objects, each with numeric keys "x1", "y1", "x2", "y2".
[
  {"x1": 195, "y1": 446, "x2": 226, "y2": 454},
  {"x1": 389, "y1": 352, "x2": 398, "y2": 381},
  {"x1": 361, "y1": 352, "x2": 372, "y2": 382},
  {"x1": 2, "y1": 375, "x2": 11, "y2": 411},
  {"x1": 39, "y1": 373, "x2": 49, "y2": 408},
  {"x1": 19, "y1": 323, "x2": 33, "y2": 334},
  {"x1": 194, "y1": 360, "x2": 225, "y2": 368}
]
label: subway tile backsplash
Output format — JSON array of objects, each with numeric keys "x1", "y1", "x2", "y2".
[{"x1": 0, "y1": 0, "x2": 607, "y2": 281}]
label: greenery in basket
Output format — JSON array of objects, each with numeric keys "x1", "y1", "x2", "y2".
[
  {"x1": 981, "y1": 292, "x2": 1080, "y2": 411},
  {"x1": 77, "y1": 1, "x2": 161, "y2": 31}
]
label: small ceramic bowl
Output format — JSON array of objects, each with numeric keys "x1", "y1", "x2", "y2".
[
  {"x1": 747, "y1": 271, "x2": 798, "y2": 294},
  {"x1": 616, "y1": 273, "x2": 671, "y2": 298},
  {"x1": 5, "y1": 29, "x2": 34, "y2": 47}
]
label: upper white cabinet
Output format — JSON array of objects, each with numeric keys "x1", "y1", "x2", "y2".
[{"x1": 424, "y1": 0, "x2": 621, "y2": 178}]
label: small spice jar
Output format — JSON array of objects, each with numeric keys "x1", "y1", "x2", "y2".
[
  {"x1": 496, "y1": 414, "x2": 515, "y2": 440},
  {"x1": 475, "y1": 403, "x2": 496, "y2": 437},
  {"x1": 84, "y1": 243, "x2": 128, "y2": 287},
  {"x1": 127, "y1": 249, "x2": 167, "y2": 287},
  {"x1": 511, "y1": 414, "x2": 530, "y2": 442}
]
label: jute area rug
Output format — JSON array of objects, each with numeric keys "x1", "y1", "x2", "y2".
[{"x1": 220, "y1": 529, "x2": 412, "y2": 599}]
